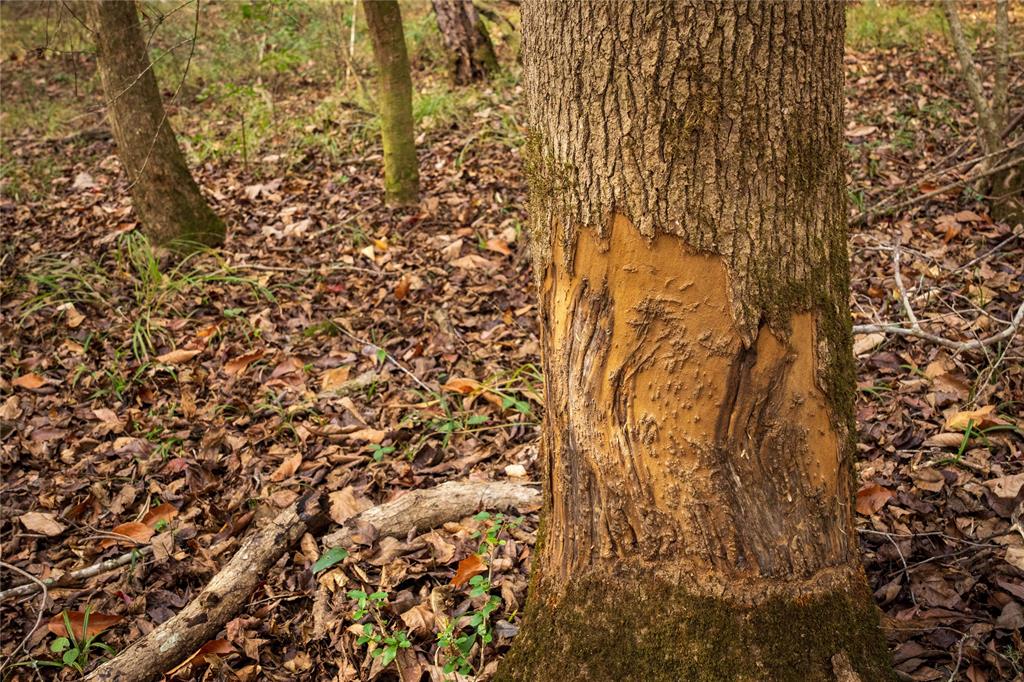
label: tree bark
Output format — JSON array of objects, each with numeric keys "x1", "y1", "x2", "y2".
[
  {"x1": 432, "y1": 0, "x2": 499, "y2": 85},
  {"x1": 499, "y1": 2, "x2": 893, "y2": 680},
  {"x1": 85, "y1": 0, "x2": 224, "y2": 251},
  {"x1": 363, "y1": 0, "x2": 419, "y2": 205}
]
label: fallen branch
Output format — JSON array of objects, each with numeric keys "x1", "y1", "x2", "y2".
[
  {"x1": 84, "y1": 491, "x2": 330, "y2": 682},
  {"x1": 0, "y1": 547, "x2": 153, "y2": 602},
  {"x1": 0, "y1": 561, "x2": 49, "y2": 674},
  {"x1": 853, "y1": 300, "x2": 1024, "y2": 353},
  {"x1": 323, "y1": 480, "x2": 540, "y2": 547},
  {"x1": 85, "y1": 481, "x2": 539, "y2": 682}
]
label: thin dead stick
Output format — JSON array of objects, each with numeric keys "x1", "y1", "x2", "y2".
[
  {"x1": 0, "y1": 561, "x2": 49, "y2": 673},
  {"x1": 853, "y1": 300, "x2": 1024, "y2": 353},
  {"x1": 85, "y1": 482, "x2": 539, "y2": 682},
  {"x1": 0, "y1": 547, "x2": 153, "y2": 602},
  {"x1": 891, "y1": 239, "x2": 920, "y2": 332},
  {"x1": 334, "y1": 325, "x2": 436, "y2": 395},
  {"x1": 851, "y1": 155, "x2": 1024, "y2": 226}
]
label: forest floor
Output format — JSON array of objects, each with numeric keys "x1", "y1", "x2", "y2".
[{"x1": 1, "y1": 2, "x2": 1022, "y2": 681}]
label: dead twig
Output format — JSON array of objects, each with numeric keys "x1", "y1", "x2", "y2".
[
  {"x1": 0, "y1": 548, "x2": 153, "y2": 602},
  {"x1": 0, "y1": 561, "x2": 50, "y2": 673},
  {"x1": 852, "y1": 300, "x2": 1024, "y2": 353}
]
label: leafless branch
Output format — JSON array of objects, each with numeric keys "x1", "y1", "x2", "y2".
[
  {"x1": 0, "y1": 561, "x2": 50, "y2": 673},
  {"x1": 853, "y1": 300, "x2": 1024, "y2": 353},
  {"x1": 0, "y1": 547, "x2": 153, "y2": 602}
]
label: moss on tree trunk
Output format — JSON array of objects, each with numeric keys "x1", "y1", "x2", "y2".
[
  {"x1": 363, "y1": 0, "x2": 419, "y2": 206},
  {"x1": 86, "y1": 0, "x2": 224, "y2": 251},
  {"x1": 500, "y1": 2, "x2": 893, "y2": 679}
]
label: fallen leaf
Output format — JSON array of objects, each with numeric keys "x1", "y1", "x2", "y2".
[
  {"x1": 394, "y1": 276, "x2": 411, "y2": 301},
  {"x1": 400, "y1": 603, "x2": 434, "y2": 635},
  {"x1": 224, "y1": 349, "x2": 264, "y2": 375},
  {"x1": 72, "y1": 171, "x2": 96, "y2": 190},
  {"x1": 19, "y1": 511, "x2": 65, "y2": 537},
  {"x1": 1004, "y1": 546, "x2": 1024, "y2": 572},
  {"x1": 47, "y1": 611, "x2": 123, "y2": 640},
  {"x1": 270, "y1": 452, "x2": 303, "y2": 482},
  {"x1": 452, "y1": 554, "x2": 486, "y2": 587},
  {"x1": 945, "y1": 405, "x2": 1001, "y2": 431},
  {"x1": 853, "y1": 332, "x2": 885, "y2": 356},
  {"x1": 168, "y1": 639, "x2": 235, "y2": 675},
  {"x1": 328, "y1": 486, "x2": 372, "y2": 525},
  {"x1": 442, "y1": 377, "x2": 482, "y2": 394},
  {"x1": 485, "y1": 238, "x2": 512, "y2": 256},
  {"x1": 450, "y1": 254, "x2": 494, "y2": 270},
  {"x1": 984, "y1": 474, "x2": 1024, "y2": 500},
  {"x1": 320, "y1": 365, "x2": 352, "y2": 391},
  {"x1": 923, "y1": 432, "x2": 965, "y2": 448},
  {"x1": 855, "y1": 483, "x2": 894, "y2": 516},
  {"x1": 99, "y1": 521, "x2": 154, "y2": 549},
  {"x1": 912, "y1": 467, "x2": 945, "y2": 493},
  {"x1": 12, "y1": 373, "x2": 46, "y2": 390},
  {"x1": 348, "y1": 428, "x2": 387, "y2": 444},
  {"x1": 141, "y1": 502, "x2": 179, "y2": 528},
  {"x1": 156, "y1": 349, "x2": 201, "y2": 364},
  {"x1": 845, "y1": 124, "x2": 878, "y2": 138}
]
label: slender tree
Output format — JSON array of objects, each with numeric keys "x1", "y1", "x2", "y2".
[
  {"x1": 363, "y1": 0, "x2": 419, "y2": 205},
  {"x1": 85, "y1": 0, "x2": 224, "y2": 250},
  {"x1": 432, "y1": 0, "x2": 498, "y2": 85},
  {"x1": 498, "y1": 2, "x2": 893, "y2": 680}
]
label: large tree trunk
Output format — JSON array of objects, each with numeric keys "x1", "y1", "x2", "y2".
[
  {"x1": 499, "y1": 3, "x2": 893, "y2": 681},
  {"x1": 363, "y1": 0, "x2": 419, "y2": 206},
  {"x1": 85, "y1": 0, "x2": 224, "y2": 251},
  {"x1": 432, "y1": 0, "x2": 498, "y2": 85}
]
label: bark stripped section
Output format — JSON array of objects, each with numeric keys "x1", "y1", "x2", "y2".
[
  {"x1": 541, "y1": 215, "x2": 848, "y2": 595},
  {"x1": 523, "y1": 0, "x2": 848, "y2": 344}
]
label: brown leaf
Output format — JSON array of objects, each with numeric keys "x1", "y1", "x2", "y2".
[
  {"x1": 12, "y1": 373, "x2": 46, "y2": 390},
  {"x1": 923, "y1": 432, "x2": 965, "y2": 448},
  {"x1": 394, "y1": 275, "x2": 411, "y2": 301},
  {"x1": 945, "y1": 405, "x2": 1001, "y2": 431},
  {"x1": 156, "y1": 348, "x2": 201, "y2": 364},
  {"x1": 348, "y1": 428, "x2": 387, "y2": 444},
  {"x1": 328, "y1": 486, "x2": 372, "y2": 525},
  {"x1": 270, "y1": 452, "x2": 303, "y2": 482},
  {"x1": 168, "y1": 639, "x2": 236, "y2": 675},
  {"x1": 485, "y1": 238, "x2": 512, "y2": 256},
  {"x1": 141, "y1": 502, "x2": 179, "y2": 528},
  {"x1": 320, "y1": 365, "x2": 352, "y2": 392},
  {"x1": 855, "y1": 483, "x2": 894, "y2": 516},
  {"x1": 224, "y1": 349, "x2": 264, "y2": 375},
  {"x1": 399, "y1": 603, "x2": 434, "y2": 636},
  {"x1": 47, "y1": 611, "x2": 124, "y2": 640},
  {"x1": 912, "y1": 467, "x2": 946, "y2": 493},
  {"x1": 442, "y1": 377, "x2": 482, "y2": 395},
  {"x1": 19, "y1": 511, "x2": 65, "y2": 537},
  {"x1": 99, "y1": 521, "x2": 154, "y2": 549},
  {"x1": 451, "y1": 554, "x2": 486, "y2": 587}
]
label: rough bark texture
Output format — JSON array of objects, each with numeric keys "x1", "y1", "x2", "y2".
[
  {"x1": 432, "y1": 0, "x2": 499, "y2": 85},
  {"x1": 499, "y1": 2, "x2": 893, "y2": 680},
  {"x1": 85, "y1": 0, "x2": 224, "y2": 250},
  {"x1": 363, "y1": 0, "x2": 419, "y2": 205}
]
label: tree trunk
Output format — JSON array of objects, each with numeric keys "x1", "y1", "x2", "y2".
[
  {"x1": 432, "y1": 0, "x2": 498, "y2": 85},
  {"x1": 498, "y1": 3, "x2": 893, "y2": 681},
  {"x1": 85, "y1": 0, "x2": 224, "y2": 251},
  {"x1": 363, "y1": 0, "x2": 419, "y2": 206}
]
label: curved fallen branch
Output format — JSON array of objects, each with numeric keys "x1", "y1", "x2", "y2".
[
  {"x1": 0, "y1": 547, "x2": 154, "y2": 602},
  {"x1": 85, "y1": 481, "x2": 539, "y2": 682},
  {"x1": 852, "y1": 300, "x2": 1024, "y2": 353}
]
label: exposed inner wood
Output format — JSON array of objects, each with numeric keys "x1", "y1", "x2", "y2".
[{"x1": 540, "y1": 214, "x2": 852, "y2": 600}]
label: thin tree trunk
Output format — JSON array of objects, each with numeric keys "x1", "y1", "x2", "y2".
[
  {"x1": 363, "y1": 0, "x2": 419, "y2": 205},
  {"x1": 432, "y1": 0, "x2": 499, "y2": 85},
  {"x1": 499, "y1": 2, "x2": 893, "y2": 680},
  {"x1": 85, "y1": 0, "x2": 224, "y2": 250}
]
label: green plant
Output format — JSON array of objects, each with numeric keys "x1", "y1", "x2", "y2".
[
  {"x1": 26, "y1": 608, "x2": 117, "y2": 674},
  {"x1": 348, "y1": 589, "x2": 411, "y2": 669},
  {"x1": 436, "y1": 512, "x2": 523, "y2": 678}
]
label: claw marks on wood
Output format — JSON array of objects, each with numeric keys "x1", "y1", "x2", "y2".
[{"x1": 540, "y1": 214, "x2": 850, "y2": 597}]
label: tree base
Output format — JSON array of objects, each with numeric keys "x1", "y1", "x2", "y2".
[{"x1": 496, "y1": 567, "x2": 893, "y2": 682}]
